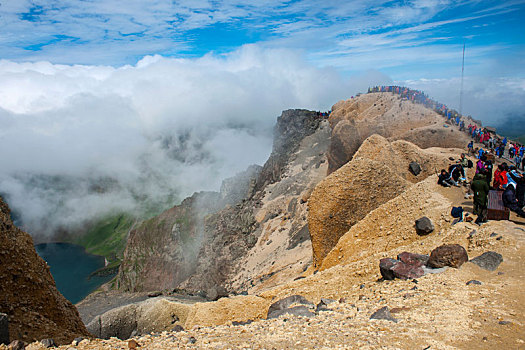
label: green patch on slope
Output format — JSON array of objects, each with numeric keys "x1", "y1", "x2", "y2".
[{"x1": 75, "y1": 214, "x2": 135, "y2": 260}]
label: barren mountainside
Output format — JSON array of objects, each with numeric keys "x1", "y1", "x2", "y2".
[{"x1": 0, "y1": 197, "x2": 90, "y2": 345}]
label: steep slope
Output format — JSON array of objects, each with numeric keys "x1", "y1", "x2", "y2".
[
  {"x1": 328, "y1": 92, "x2": 470, "y2": 173},
  {"x1": 0, "y1": 197, "x2": 90, "y2": 345},
  {"x1": 67, "y1": 175, "x2": 524, "y2": 349},
  {"x1": 116, "y1": 110, "x2": 326, "y2": 295},
  {"x1": 308, "y1": 134, "x2": 463, "y2": 268}
]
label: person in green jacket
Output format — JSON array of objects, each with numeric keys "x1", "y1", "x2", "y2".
[{"x1": 471, "y1": 170, "x2": 490, "y2": 225}]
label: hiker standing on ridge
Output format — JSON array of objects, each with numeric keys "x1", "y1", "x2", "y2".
[{"x1": 471, "y1": 169, "x2": 489, "y2": 225}]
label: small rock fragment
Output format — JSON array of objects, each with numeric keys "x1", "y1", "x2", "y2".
[
  {"x1": 466, "y1": 280, "x2": 482, "y2": 285},
  {"x1": 267, "y1": 295, "x2": 314, "y2": 319},
  {"x1": 498, "y1": 320, "x2": 511, "y2": 325},
  {"x1": 128, "y1": 339, "x2": 139, "y2": 349},
  {"x1": 8, "y1": 340, "x2": 25, "y2": 350},
  {"x1": 370, "y1": 307, "x2": 398, "y2": 323},
  {"x1": 171, "y1": 325, "x2": 184, "y2": 332},
  {"x1": 40, "y1": 339, "x2": 55, "y2": 348},
  {"x1": 147, "y1": 291, "x2": 162, "y2": 298},
  {"x1": 189, "y1": 337, "x2": 197, "y2": 344}
]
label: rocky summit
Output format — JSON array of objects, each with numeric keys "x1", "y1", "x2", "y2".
[{"x1": 3, "y1": 91, "x2": 525, "y2": 349}]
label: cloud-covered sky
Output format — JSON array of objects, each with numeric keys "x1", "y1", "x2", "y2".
[
  {"x1": 0, "y1": 0, "x2": 524, "y2": 235},
  {"x1": 0, "y1": 0, "x2": 523, "y2": 77}
]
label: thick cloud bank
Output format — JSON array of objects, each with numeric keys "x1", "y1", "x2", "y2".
[{"x1": 0, "y1": 45, "x2": 354, "y2": 236}]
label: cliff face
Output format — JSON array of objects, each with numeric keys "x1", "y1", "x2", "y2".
[
  {"x1": 327, "y1": 92, "x2": 470, "y2": 173},
  {"x1": 0, "y1": 197, "x2": 90, "y2": 345},
  {"x1": 117, "y1": 109, "x2": 326, "y2": 294}
]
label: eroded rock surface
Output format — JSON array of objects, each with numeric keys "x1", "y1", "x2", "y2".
[{"x1": 0, "y1": 197, "x2": 90, "y2": 345}]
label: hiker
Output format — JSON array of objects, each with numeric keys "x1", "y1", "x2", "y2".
[
  {"x1": 467, "y1": 141, "x2": 474, "y2": 154},
  {"x1": 502, "y1": 183, "x2": 525, "y2": 218},
  {"x1": 493, "y1": 164, "x2": 508, "y2": 190},
  {"x1": 438, "y1": 169, "x2": 456, "y2": 187},
  {"x1": 471, "y1": 170, "x2": 489, "y2": 224},
  {"x1": 476, "y1": 156, "x2": 486, "y2": 174},
  {"x1": 484, "y1": 160, "x2": 493, "y2": 186},
  {"x1": 459, "y1": 153, "x2": 469, "y2": 168}
]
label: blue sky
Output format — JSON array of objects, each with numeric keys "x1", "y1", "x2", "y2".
[{"x1": 1, "y1": 0, "x2": 524, "y2": 81}]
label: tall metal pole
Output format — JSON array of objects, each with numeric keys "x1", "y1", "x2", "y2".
[{"x1": 459, "y1": 43, "x2": 465, "y2": 116}]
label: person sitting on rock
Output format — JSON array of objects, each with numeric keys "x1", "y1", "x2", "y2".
[
  {"x1": 471, "y1": 170, "x2": 489, "y2": 224},
  {"x1": 438, "y1": 169, "x2": 456, "y2": 187},
  {"x1": 449, "y1": 163, "x2": 465, "y2": 184},
  {"x1": 502, "y1": 183, "x2": 525, "y2": 218}
]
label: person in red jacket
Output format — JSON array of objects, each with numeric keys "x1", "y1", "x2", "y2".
[{"x1": 492, "y1": 164, "x2": 508, "y2": 190}]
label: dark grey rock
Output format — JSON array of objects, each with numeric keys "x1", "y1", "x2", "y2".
[
  {"x1": 189, "y1": 336, "x2": 197, "y2": 344},
  {"x1": 469, "y1": 251, "x2": 503, "y2": 271},
  {"x1": 490, "y1": 233, "x2": 498, "y2": 237},
  {"x1": 147, "y1": 291, "x2": 162, "y2": 298},
  {"x1": 206, "y1": 286, "x2": 229, "y2": 301},
  {"x1": 427, "y1": 244, "x2": 468, "y2": 268},
  {"x1": 40, "y1": 339, "x2": 55, "y2": 348},
  {"x1": 379, "y1": 258, "x2": 398, "y2": 280},
  {"x1": 466, "y1": 280, "x2": 482, "y2": 285},
  {"x1": 315, "y1": 300, "x2": 331, "y2": 312},
  {"x1": 498, "y1": 320, "x2": 511, "y2": 325},
  {"x1": 409, "y1": 162, "x2": 422, "y2": 176},
  {"x1": 232, "y1": 320, "x2": 253, "y2": 326},
  {"x1": 320, "y1": 298, "x2": 336, "y2": 305},
  {"x1": 415, "y1": 217, "x2": 434, "y2": 236},
  {"x1": 267, "y1": 306, "x2": 315, "y2": 319},
  {"x1": 266, "y1": 295, "x2": 314, "y2": 319},
  {"x1": 0, "y1": 313, "x2": 8, "y2": 345},
  {"x1": 171, "y1": 325, "x2": 184, "y2": 332},
  {"x1": 8, "y1": 340, "x2": 25, "y2": 350},
  {"x1": 370, "y1": 307, "x2": 398, "y2": 323}
]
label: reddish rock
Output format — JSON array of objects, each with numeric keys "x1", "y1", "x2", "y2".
[
  {"x1": 392, "y1": 262, "x2": 424, "y2": 280},
  {"x1": 427, "y1": 244, "x2": 468, "y2": 268},
  {"x1": 397, "y1": 252, "x2": 429, "y2": 266}
]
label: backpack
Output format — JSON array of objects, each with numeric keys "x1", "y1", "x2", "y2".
[
  {"x1": 451, "y1": 206, "x2": 464, "y2": 218},
  {"x1": 467, "y1": 159, "x2": 473, "y2": 168}
]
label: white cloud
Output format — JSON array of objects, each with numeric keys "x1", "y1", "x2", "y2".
[{"x1": 0, "y1": 45, "x2": 353, "y2": 235}]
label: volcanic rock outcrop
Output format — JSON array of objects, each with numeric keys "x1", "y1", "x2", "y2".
[
  {"x1": 0, "y1": 196, "x2": 90, "y2": 345},
  {"x1": 327, "y1": 92, "x2": 470, "y2": 173},
  {"x1": 117, "y1": 109, "x2": 327, "y2": 294},
  {"x1": 308, "y1": 134, "x2": 463, "y2": 268}
]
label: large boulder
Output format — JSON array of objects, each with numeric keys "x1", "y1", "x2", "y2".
[
  {"x1": 427, "y1": 244, "x2": 468, "y2": 268},
  {"x1": 0, "y1": 197, "x2": 90, "y2": 345}
]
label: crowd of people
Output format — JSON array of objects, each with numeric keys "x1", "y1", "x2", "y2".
[{"x1": 367, "y1": 85, "x2": 525, "y2": 224}]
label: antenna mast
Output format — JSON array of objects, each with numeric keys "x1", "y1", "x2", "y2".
[{"x1": 459, "y1": 43, "x2": 465, "y2": 116}]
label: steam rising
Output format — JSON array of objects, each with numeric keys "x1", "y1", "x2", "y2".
[{"x1": 0, "y1": 45, "x2": 356, "y2": 236}]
